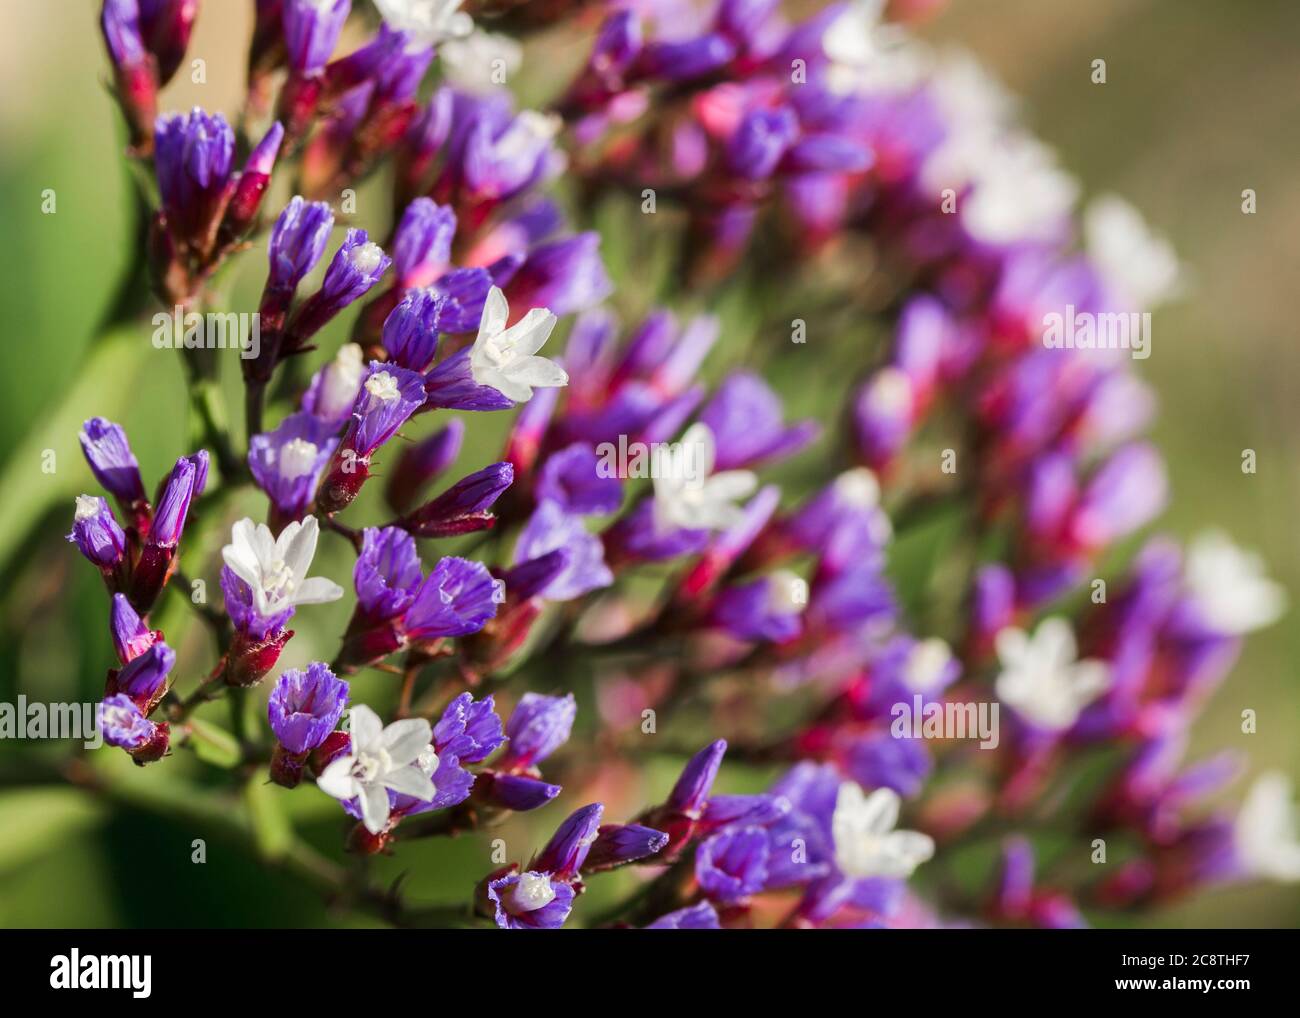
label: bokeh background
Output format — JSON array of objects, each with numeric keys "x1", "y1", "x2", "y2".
[{"x1": 0, "y1": 0, "x2": 1295, "y2": 927}]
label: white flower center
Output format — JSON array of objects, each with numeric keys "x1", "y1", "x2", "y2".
[
  {"x1": 261, "y1": 559, "x2": 298, "y2": 601},
  {"x1": 417, "y1": 745, "x2": 440, "y2": 777},
  {"x1": 865, "y1": 367, "x2": 912, "y2": 416},
  {"x1": 834, "y1": 468, "x2": 880, "y2": 508},
  {"x1": 508, "y1": 873, "x2": 556, "y2": 913},
  {"x1": 75, "y1": 495, "x2": 101, "y2": 521},
  {"x1": 279, "y1": 438, "x2": 320, "y2": 481},
  {"x1": 364, "y1": 371, "x2": 402, "y2": 408},
  {"x1": 350, "y1": 242, "x2": 385, "y2": 274},
  {"x1": 351, "y1": 747, "x2": 392, "y2": 785},
  {"x1": 767, "y1": 570, "x2": 808, "y2": 615}
]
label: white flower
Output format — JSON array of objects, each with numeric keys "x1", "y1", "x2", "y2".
[
  {"x1": 960, "y1": 135, "x2": 1079, "y2": 245},
  {"x1": 221, "y1": 516, "x2": 344, "y2": 619},
  {"x1": 995, "y1": 617, "x2": 1110, "y2": 730},
  {"x1": 652, "y1": 423, "x2": 758, "y2": 534},
  {"x1": 439, "y1": 30, "x2": 523, "y2": 95},
  {"x1": 372, "y1": 0, "x2": 472, "y2": 46},
  {"x1": 508, "y1": 872, "x2": 558, "y2": 913},
  {"x1": 822, "y1": 0, "x2": 927, "y2": 96},
  {"x1": 317, "y1": 705, "x2": 437, "y2": 835},
  {"x1": 832, "y1": 783, "x2": 935, "y2": 879},
  {"x1": 312, "y1": 343, "x2": 364, "y2": 422},
  {"x1": 904, "y1": 637, "x2": 954, "y2": 695},
  {"x1": 1234, "y1": 771, "x2": 1300, "y2": 882},
  {"x1": 1085, "y1": 194, "x2": 1184, "y2": 311},
  {"x1": 1184, "y1": 530, "x2": 1285, "y2": 636},
  {"x1": 468, "y1": 286, "x2": 568, "y2": 403}
]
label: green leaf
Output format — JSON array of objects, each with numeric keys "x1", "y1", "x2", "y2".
[
  {"x1": 244, "y1": 772, "x2": 293, "y2": 862},
  {"x1": 187, "y1": 718, "x2": 242, "y2": 769},
  {"x1": 0, "y1": 787, "x2": 105, "y2": 872}
]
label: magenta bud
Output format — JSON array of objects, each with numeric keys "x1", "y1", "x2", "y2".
[
  {"x1": 224, "y1": 627, "x2": 294, "y2": 687},
  {"x1": 270, "y1": 743, "x2": 307, "y2": 788}
]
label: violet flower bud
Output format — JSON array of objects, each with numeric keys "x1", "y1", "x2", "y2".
[
  {"x1": 512, "y1": 501, "x2": 613, "y2": 602},
  {"x1": 289, "y1": 230, "x2": 392, "y2": 345},
  {"x1": 434, "y1": 691, "x2": 506, "y2": 765},
  {"x1": 381, "y1": 289, "x2": 445, "y2": 371},
  {"x1": 727, "y1": 108, "x2": 798, "y2": 181},
  {"x1": 282, "y1": 0, "x2": 350, "y2": 74},
  {"x1": 502, "y1": 548, "x2": 570, "y2": 602},
  {"x1": 402, "y1": 556, "x2": 498, "y2": 641},
  {"x1": 100, "y1": 0, "x2": 157, "y2": 151},
  {"x1": 131, "y1": 455, "x2": 199, "y2": 611},
  {"x1": 392, "y1": 197, "x2": 457, "y2": 289},
  {"x1": 268, "y1": 196, "x2": 335, "y2": 293},
  {"x1": 667, "y1": 739, "x2": 727, "y2": 815},
  {"x1": 108, "y1": 639, "x2": 176, "y2": 713},
  {"x1": 531, "y1": 803, "x2": 604, "y2": 880},
  {"x1": 699, "y1": 371, "x2": 819, "y2": 470},
  {"x1": 137, "y1": 0, "x2": 200, "y2": 85},
  {"x1": 399, "y1": 461, "x2": 513, "y2": 538},
  {"x1": 479, "y1": 772, "x2": 562, "y2": 811},
  {"x1": 498, "y1": 692, "x2": 576, "y2": 770},
  {"x1": 101, "y1": 693, "x2": 170, "y2": 764},
  {"x1": 154, "y1": 107, "x2": 235, "y2": 251},
  {"x1": 504, "y1": 232, "x2": 612, "y2": 317},
  {"x1": 384, "y1": 418, "x2": 465, "y2": 514},
  {"x1": 110, "y1": 593, "x2": 158, "y2": 665},
  {"x1": 220, "y1": 120, "x2": 284, "y2": 242},
  {"x1": 583, "y1": 823, "x2": 670, "y2": 873},
  {"x1": 68, "y1": 495, "x2": 128, "y2": 576},
  {"x1": 635, "y1": 34, "x2": 736, "y2": 81},
  {"x1": 268, "y1": 661, "x2": 349, "y2": 756},
  {"x1": 353, "y1": 526, "x2": 424, "y2": 623},
  {"x1": 79, "y1": 417, "x2": 147, "y2": 517},
  {"x1": 302, "y1": 343, "x2": 365, "y2": 427}
]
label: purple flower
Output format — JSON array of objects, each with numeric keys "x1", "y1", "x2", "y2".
[
  {"x1": 531, "y1": 803, "x2": 604, "y2": 880},
  {"x1": 382, "y1": 289, "x2": 445, "y2": 372},
  {"x1": 110, "y1": 593, "x2": 156, "y2": 665},
  {"x1": 504, "y1": 232, "x2": 612, "y2": 317},
  {"x1": 487, "y1": 871, "x2": 576, "y2": 930},
  {"x1": 667, "y1": 739, "x2": 726, "y2": 815},
  {"x1": 584, "y1": 823, "x2": 670, "y2": 873},
  {"x1": 79, "y1": 417, "x2": 146, "y2": 509},
  {"x1": 434, "y1": 692, "x2": 506, "y2": 765},
  {"x1": 392, "y1": 197, "x2": 457, "y2": 288},
  {"x1": 403, "y1": 556, "x2": 498, "y2": 640},
  {"x1": 292, "y1": 230, "x2": 392, "y2": 342},
  {"x1": 709, "y1": 570, "x2": 807, "y2": 643},
  {"x1": 148, "y1": 454, "x2": 201, "y2": 547},
  {"x1": 249, "y1": 412, "x2": 339, "y2": 521},
  {"x1": 637, "y1": 34, "x2": 736, "y2": 81},
  {"x1": 354, "y1": 526, "x2": 424, "y2": 623},
  {"x1": 695, "y1": 826, "x2": 770, "y2": 903},
  {"x1": 268, "y1": 662, "x2": 350, "y2": 754},
  {"x1": 154, "y1": 107, "x2": 235, "y2": 242},
  {"x1": 344, "y1": 362, "x2": 427, "y2": 458},
  {"x1": 423, "y1": 348, "x2": 516, "y2": 412},
  {"x1": 463, "y1": 104, "x2": 561, "y2": 202},
  {"x1": 536, "y1": 443, "x2": 623, "y2": 515},
  {"x1": 727, "y1": 108, "x2": 798, "y2": 181},
  {"x1": 137, "y1": 0, "x2": 200, "y2": 85},
  {"x1": 282, "y1": 0, "x2": 350, "y2": 74},
  {"x1": 513, "y1": 501, "x2": 613, "y2": 601},
  {"x1": 400, "y1": 461, "x2": 513, "y2": 538},
  {"x1": 480, "y1": 773, "x2": 563, "y2": 811},
  {"x1": 644, "y1": 902, "x2": 721, "y2": 929},
  {"x1": 101, "y1": 0, "x2": 147, "y2": 68},
  {"x1": 498, "y1": 692, "x2": 576, "y2": 770},
  {"x1": 268, "y1": 196, "x2": 335, "y2": 292},
  {"x1": 842, "y1": 731, "x2": 933, "y2": 799},
  {"x1": 100, "y1": 693, "x2": 159, "y2": 751},
  {"x1": 699, "y1": 371, "x2": 819, "y2": 470},
  {"x1": 430, "y1": 266, "x2": 493, "y2": 332},
  {"x1": 68, "y1": 495, "x2": 127, "y2": 570},
  {"x1": 302, "y1": 343, "x2": 364, "y2": 427},
  {"x1": 1068, "y1": 442, "x2": 1168, "y2": 552}
]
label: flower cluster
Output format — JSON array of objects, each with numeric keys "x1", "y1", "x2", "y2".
[{"x1": 73, "y1": 0, "x2": 1298, "y2": 930}]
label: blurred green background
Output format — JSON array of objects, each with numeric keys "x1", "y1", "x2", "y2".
[{"x1": 0, "y1": 0, "x2": 1295, "y2": 927}]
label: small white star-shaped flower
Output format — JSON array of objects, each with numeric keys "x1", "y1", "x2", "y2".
[
  {"x1": 994, "y1": 617, "x2": 1110, "y2": 731},
  {"x1": 832, "y1": 783, "x2": 935, "y2": 879},
  {"x1": 317, "y1": 705, "x2": 437, "y2": 835},
  {"x1": 1184, "y1": 530, "x2": 1286, "y2": 636},
  {"x1": 221, "y1": 516, "x2": 344, "y2": 619},
  {"x1": 652, "y1": 423, "x2": 758, "y2": 534},
  {"x1": 469, "y1": 286, "x2": 568, "y2": 403},
  {"x1": 1235, "y1": 771, "x2": 1300, "y2": 883}
]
